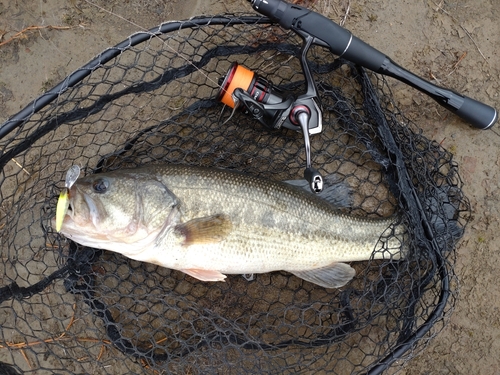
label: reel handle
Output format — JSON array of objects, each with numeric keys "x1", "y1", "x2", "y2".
[{"x1": 248, "y1": 0, "x2": 497, "y2": 129}]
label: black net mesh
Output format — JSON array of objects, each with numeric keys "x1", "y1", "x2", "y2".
[{"x1": 0, "y1": 15, "x2": 469, "y2": 374}]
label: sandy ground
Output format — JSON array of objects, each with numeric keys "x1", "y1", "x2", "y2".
[{"x1": 1, "y1": 0, "x2": 499, "y2": 374}]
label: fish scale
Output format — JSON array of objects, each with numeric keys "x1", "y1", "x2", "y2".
[{"x1": 56, "y1": 164, "x2": 404, "y2": 288}]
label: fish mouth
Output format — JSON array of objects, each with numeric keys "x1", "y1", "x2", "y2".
[
  {"x1": 66, "y1": 199, "x2": 77, "y2": 222},
  {"x1": 55, "y1": 190, "x2": 112, "y2": 246},
  {"x1": 83, "y1": 193, "x2": 100, "y2": 229},
  {"x1": 55, "y1": 187, "x2": 98, "y2": 233}
]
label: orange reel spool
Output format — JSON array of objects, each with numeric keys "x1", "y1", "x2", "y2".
[{"x1": 217, "y1": 62, "x2": 256, "y2": 108}]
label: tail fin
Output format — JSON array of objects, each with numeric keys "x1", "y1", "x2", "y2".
[{"x1": 423, "y1": 185, "x2": 464, "y2": 252}]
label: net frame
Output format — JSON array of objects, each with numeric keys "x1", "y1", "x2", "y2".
[{"x1": 0, "y1": 14, "x2": 469, "y2": 374}]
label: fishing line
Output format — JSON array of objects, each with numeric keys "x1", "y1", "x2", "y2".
[{"x1": 83, "y1": 0, "x2": 224, "y2": 89}]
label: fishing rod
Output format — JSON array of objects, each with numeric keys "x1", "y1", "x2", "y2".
[
  {"x1": 246, "y1": 0, "x2": 497, "y2": 130},
  {"x1": 216, "y1": 0, "x2": 497, "y2": 192}
]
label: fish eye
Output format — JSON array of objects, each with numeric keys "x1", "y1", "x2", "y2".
[{"x1": 92, "y1": 178, "x2": 109, "y2": 194}]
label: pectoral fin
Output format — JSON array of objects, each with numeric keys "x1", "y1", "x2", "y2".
[
  {"x1": 182, "y1": 269, "x2": 227, "y2": 282},
  {"x1": 291, "y1": 262, "x2": 355, "y2": 288},
  {"x1": 175, "y1": 214, "x2": 232, "y2": 246}
]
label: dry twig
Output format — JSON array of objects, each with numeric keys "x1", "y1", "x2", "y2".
[
  {"x1": 20, "y1": 349, "x2": 32, "y2": 369},
  {"x1": 0, "y1": 25, "x2": 72, "y2": 48},
  {"x1": 0, "y1": 303, "x2": 111, "y2": 368},
  {"x1": 429, "y1": 70, "x2": 441, "y2": 85},
  {"x1": 459, "y1": 25, "x2": 486, "y2": 61},
  {"x1": 0, "y1": 337, "x2": 113, "y2": 351},
  {"x1": 432, "y1": 1, "x2": 487, "y2": 61},
  {"x1": 97, "y1": 345, "x2": 107, "y2": 361},
  {"x1": 448, "y1": 52, "x2": 467, "y2": 75}
]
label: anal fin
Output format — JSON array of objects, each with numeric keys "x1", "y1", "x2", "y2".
[
  {"x1": 182, "y1": 269, "x2": 227, "y2": 282},
  {"x1": 291, "y1": 262, "x2": 355, "y2": 288}
]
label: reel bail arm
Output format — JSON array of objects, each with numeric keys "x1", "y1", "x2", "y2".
[
  {"x1": 291, "y1": 105, "x2": 323, "y2": 193},
  {"x1": 216, "y1": 31, "x2": 325, "y2": 193}
]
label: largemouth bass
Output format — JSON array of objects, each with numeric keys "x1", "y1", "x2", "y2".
[{"x1": 55, "y1": 164, "x2": 404, "y2": 288}]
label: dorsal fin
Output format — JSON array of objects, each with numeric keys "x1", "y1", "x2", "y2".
[{"x1": 284, "y1": 175, "x2": 352, "y2": 208}]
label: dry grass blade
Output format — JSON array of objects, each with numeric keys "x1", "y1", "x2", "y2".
[
  {"x1": 9, "y1": 159, "x2": 30, "y2": 175},
  {"x1": 340, "y1": 0, "x2": 351, "y2": 26}
]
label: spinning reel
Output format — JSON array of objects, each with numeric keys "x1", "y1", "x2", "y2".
[
  {"x1": 216, "y1": 0, "x2": 497, "y2": 194},
  {"x1": 217, "y1": 34, "x2": 325, "y2": 193}
]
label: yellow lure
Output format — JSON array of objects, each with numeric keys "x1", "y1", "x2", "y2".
[
  {"x1": 56, "y1": 165, "x2": 81, "y2": 232},
  {"x1": 56, "y1": 188, "x2": 69, "y2": 232}
]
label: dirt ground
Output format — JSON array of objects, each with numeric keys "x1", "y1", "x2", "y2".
[{"x1": 1, "y1": 0, "x2": 499, "y2": 374}]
